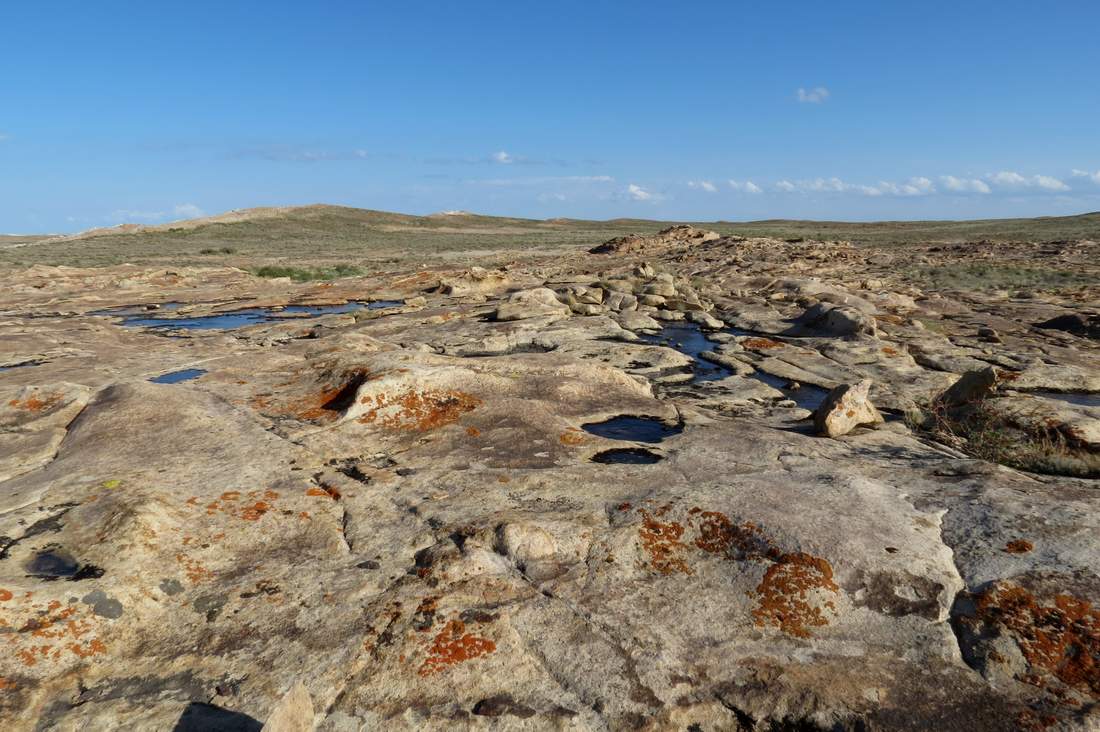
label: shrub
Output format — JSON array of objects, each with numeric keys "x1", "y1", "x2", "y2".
[
  {"x1": 916, "y1": 398, "x2": 1099, "y2": 478},
  {"x1": 252, "y1": 264, "x2": 363, "y2": 282}
]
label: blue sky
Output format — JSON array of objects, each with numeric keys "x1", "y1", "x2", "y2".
[{"x1": 3, "y1": 1, "x2": 1099, "y2": 232}]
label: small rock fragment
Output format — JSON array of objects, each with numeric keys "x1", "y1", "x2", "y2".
[{"x1": 813, "y1": 379, "x2": 884, "y2": 437}]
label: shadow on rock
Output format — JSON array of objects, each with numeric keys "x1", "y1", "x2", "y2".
[{"x1": 172, "y1": 702, "x2": 262, "y2": 732}]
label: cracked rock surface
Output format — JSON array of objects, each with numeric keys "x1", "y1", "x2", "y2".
[{"x1": 0, "y1": 228, "x2": 1098, "y2": 730}]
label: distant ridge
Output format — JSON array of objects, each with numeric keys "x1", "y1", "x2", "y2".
[
  {"x1": 52, "y1": 204, "x2": 346, "y2": 242},
  {"x1": 4, "y1": 205, "x2": 1098, "y2": 269}
]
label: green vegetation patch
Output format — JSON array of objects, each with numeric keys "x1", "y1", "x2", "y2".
[
  {"x1": 252, "y1": 263, "x2": 363, "y2": 282},
  {"x1": 905, "y1": 263, "x2": 1096, "y2": 292}
]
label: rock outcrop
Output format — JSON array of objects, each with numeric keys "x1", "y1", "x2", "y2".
[
  {"x1": 0, "y1": 227, "x2": 1097, "y2": 730},
  {"x1": 589, "y1": 224, "x2": 719, "y2": 254},
  {"x1": 494, "y1": 287, "x2": 570, "y2": 321}
]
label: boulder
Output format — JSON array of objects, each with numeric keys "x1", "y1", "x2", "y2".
[
  {"x1": 813, "y1": 379, "x2": 885, "y2": 437},
  {"x1": 494, "y1": 288, "x2": 570, "y2": 321},
  {"x1": 1035, "y1": 313, "x2": 1100, "y2": 339},
  {"x1": 616, "y1": 311, "x2": 662, "y2": 331},
  {"x1": 688, "y1": 311, "x2": 725, "y2": 330},
  {"x1": 796, "y1": 302, "x2": 878, "y2": 337},
  {"x1": 936, "y1": 367, "x2": 999, "y2": 409}
]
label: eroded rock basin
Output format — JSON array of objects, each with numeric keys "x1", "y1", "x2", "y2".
[
  {"x1": 149, "y1": 368, "x2": 207, "y2": 384},
  {"x1": 581, "y1": 415, "x2": 683, "y2": 442},
  {"x1": 637, "y1": 323, "x2": 732, "y2": 382},
  {"x1": 94, "y1": 299, "x2": 402, "y2": 330}
]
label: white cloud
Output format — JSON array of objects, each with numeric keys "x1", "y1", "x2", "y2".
[
  {"x1": 628, "y1": 183, "x2": 654, "y2": 201},
  {"x1": 1032, "y1": 175, "x2": 1069, "y2": 191},
  {"x1": 940, "y1": 175, "x2": 992, "y2": 194},
  {"x1": 771, "y1": 176, "x2": 937, "y2": 197},
  {"x1": 805, "y1": 177, "x2": 848, "y2": 192},
  {"x1": 491, "y1": 151, "x2": 514, "y2": 164},
  {"x1": 172, "y1": 203, "x2": 206, "y2": 219},
  {"x1": 1072, "y1": 169, "x2": 1100, "y2": 184},
  {"x1": 872, "y1": 177, "x2": 937, "y2": 196},
  {"x1": 796, "y1": 87, "x2": 830, "y2": 104},
  {"x1": 108, "y1": 209, "x2": 166, "y2": 223},
  {"x1": 987, "y1": 171, "x2": 1070, "y2": 191},
  {"x1": 989, "y1": 171, "x2": 1027, "y2": 187},
  {"x1": 728, "y1": 179, "x2": 763, "y2": 194},
  {"x1": 687, "y1": 180, "x2": 718, "y2": 193},
  {"x1": 106, "y1": 203, "x2": 206, "y2": 224}
]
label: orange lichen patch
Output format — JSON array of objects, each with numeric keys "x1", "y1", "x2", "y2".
[
  {"x1": 253, "y1": 371, "x2": 370, "y2": 423},
  {"x1": 974, "y1": 583, "x2": 1100, "y2": 697},
  {"x1": 0, "y1": 677, "x2": 15, "y2": 690},
  {"x1": 8, "y1": 600, "x2": 107, "y2": 668},
  {"x1": 466, "y1": 426, "x2": 481, "y2": 437},
  {"x1": 741, "y1": 337, "x2": 783, "y2": 351},
  {"x1": 997, "y1": 369, "x2": 1021, "y2": 382},
  {"x1": 240, "y1": 502, "x2": 271, "y2": 521},
  {"x1": 175, "y1": 553, "x2": 214, "y2": 584},
  {"x1": 559, "y1": 429, "x2": 587, "y2": 446},
  {"x1": 1004, "y1": 540, "x2": 1034, "y2": 554},
  {"x1": 66, "y1": 639, "x2": 107, "y2": 659},
  {"x1": 690, "y1": 510, "x2": 777, "y2": 561},
  {"x1": 881, "y1": 346, "x2": 900, "y2": 357},
  {"x1": 0, "y1": 590, "x2": 11, "y2": 602},
  {"x1": 418, "y1": 619, "x2": 496, "y2": 676},
  {"x1": 202, "y1": 489, "x2": 281, "y2": 521},
  {"x1": 751, "y1": 552, "x2": 839, "y2": 638},
  {"x1": 7, "y1": 392, "x2": 63, "y2": 412},
  {"x1": 294, "y1": 384, "x2": 354, "y2": 422},
  {"x1": 357, "y1": 389, "x2": 481, "y2": 432},
  {"x1": 311, "y1": 484, "x2": 341, "y2": 500},
  {"x1": 25, "y1": 605, "x2": 84, "y2": 639},
  {"x1": 637, "y1": 509, "x2": 693, "y2": 576},
  {"x1": 17, "y1": 647, "x2": 50, "y2": 667}
]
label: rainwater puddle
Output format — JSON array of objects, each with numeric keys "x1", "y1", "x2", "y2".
[
  {"x1": 637, "y1": 323, "x2": 733, "y2": 382},
  {"x1": 591, "y1": 448, "x2": 663, "y2": 464},
  {"x1": 749, "y1": 372, "x2": 830, "y2": 411},
  {"x1": 25, "y1": 548, "x2": 105, "y2": 581},
  {"x1": 149, "y1": 369, "x2": 207, "y2": 384},
  {"x1": 105, "y1": 300, "x2": 400, "y2": 330},
  {"x1": 582, "y1": 416, "x2": 683, "y2": 443}
]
